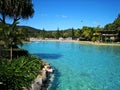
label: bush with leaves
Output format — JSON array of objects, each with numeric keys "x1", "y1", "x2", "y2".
[{"x1": 0, "y1": 56, "x2": 43, "y2": 90}]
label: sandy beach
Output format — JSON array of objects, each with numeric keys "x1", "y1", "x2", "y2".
[
  {"x1": 78, "y1": 41, "x2": 120, "y2": 46},
  {"x1": 29, "y1": 38, "x2": 120, "y2": 46}
]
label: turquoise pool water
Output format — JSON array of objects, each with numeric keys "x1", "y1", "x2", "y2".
[{"x1": 21, "y1": 41, "x2": 120, "y2": 90}]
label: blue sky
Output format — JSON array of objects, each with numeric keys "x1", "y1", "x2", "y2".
[{"x1": 19, "y1": 0, "x2": 120, "y2": 30}]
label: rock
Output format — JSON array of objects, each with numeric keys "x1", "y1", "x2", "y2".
[
  {"x1": 31, "y1": 82, "x2": 41, "y2": 90},
  {"x1": 42, "y1": 69, "x2": 47, "y2": 81},
  {"x1": 36, "y1": 78, "x2": 43, "y2": 86},
  {"x1": 46, "y1": 68, "x2": 54, "y2": 73},
  {"x1": 21, "y1": 87, "x2": 28, "y2": 90},
  {"x1": 30, "y1": 61, "x2": 54, "y2": 90},
  {"x1": 43, "y1": 64, "x2": 54, "y2": 74}
]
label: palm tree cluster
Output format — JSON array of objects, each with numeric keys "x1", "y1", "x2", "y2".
[{"x1": 0, "y1": 0, "x2": 34, "y2": 60}]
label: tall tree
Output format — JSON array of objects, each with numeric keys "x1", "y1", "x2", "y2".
[
  {"x1": 0, "y1": 0, "x2": 34, "y2": 60},
  {"x1": 56, "y1": 27, "x2": 60, "y2": 39},
  {"x1": 104, "y1": 23, "x2": 115, "y2": 30},
  {"x1": 113, "y1": 14, "x2": 120, "y2": 31},
  {"x1": 41, "y1": 28, "x2": 46, "y2": 39},
  {"x1": 104, "y1": 14, "x2": 120, "y2": 31},
  {"x1": 75, "y1": 28, "x2": 82, "y2": 38},
  {"x1": 0, "y1": 0, "x2": 34, "y2": 24},
  {"x1": 71, "y1": 28, "x2": 75, "y2": 39},
  {"x1": 82, "y1": 26, "x2": 94, "y2": 40}
]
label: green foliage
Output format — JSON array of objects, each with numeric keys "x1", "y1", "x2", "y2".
[
  {"x1": 92, "y1": 36, "x2": 100, "y2": 42},
  {"x1": 56, "y1": 29, "x2": 60, "y2": 39},
  {"x1": 0, "y1": 0, "x2": 34, "y2": 23},
  {"x1": 26, "y1": 27, "x2": 101, "y2": 41},
  {"x1": 82, "y1": 26, "x2": 94, "y2": 40},
  {"x1": 41, "y1": 29, "x2": 46, "y2": 39},
  {"x1": 113, "y1": 14, "x2": 120, "y2": 31},
  {"x1": 103, "y1": 14, "x2": 120, "y2": 41},
  {"x1": 104, "y1": 14, "x2": 120, "y2": 31},
  {"x1": 0, "y1": 0, "x2": 34, "y2": 58},
  {"x1": 104, "y1": 23, "x2": 115, "y2": 30},
  {"x1": 71, "y1": 28, "x2": 75, "y2": 39},
  {"x1": 0, "y1": 21, "x2": 29, "y2": 60},
  {"x1": 75, "y1": 29, "x2": 82, "y2": 38},
  {"x1": 0, "y1": 56, "x2": 42, "y2": 90},
  {"x1": 0, "y1": 21, "x2": 29, "y2": 48},
  {"x1": 91, "y1": 37, "x2": 96, "y2": 42}
]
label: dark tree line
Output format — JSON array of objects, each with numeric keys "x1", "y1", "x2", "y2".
[{"x1": 27, "y1": 26, "x2": 102, "y2": 41}]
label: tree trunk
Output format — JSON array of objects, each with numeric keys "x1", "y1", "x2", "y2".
[{"x1": 10, "y1": 46, "x2": 12, "y2": 60}]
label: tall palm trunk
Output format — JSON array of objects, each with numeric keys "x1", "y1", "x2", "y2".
[{"x1": 10, "y1": 45, "x2": 12, "y2": 60}]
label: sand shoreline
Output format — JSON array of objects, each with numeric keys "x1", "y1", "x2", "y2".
[
  {"x1": 28, "y1": 38, "x2": 120, "y2": 46},
  {"x1": 78, "y1": 41, "x2": 120, "y2": 46}
]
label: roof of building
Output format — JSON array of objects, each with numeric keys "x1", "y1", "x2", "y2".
[{"x1": 97, "y1": 30, "x2": 118, "y2": 34}]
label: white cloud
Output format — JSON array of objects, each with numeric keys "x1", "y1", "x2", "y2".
[
  {"x1": 56, "y1": 14, "x2": 68, "y2": 18},
  {"x1": 93, "y1": 21, "x2": 100, "y2": 26},
  {"x1": 61, "y1": 15, "x2": 68, "y2": 18},
  {"x1": 40, "y1": 13, "x2": 48, "y2": 16}
]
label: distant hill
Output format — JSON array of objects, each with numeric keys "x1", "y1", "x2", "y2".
[
  {"x1": 17, "y1": 25, "x2": 42, "y2": 32},
  {"x1": 0, "y1": 22, "x2": 41, "y2": 32}
]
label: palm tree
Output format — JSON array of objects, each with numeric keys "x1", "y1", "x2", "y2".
[
  {"x1": 2, "y1": 21, "x2": 27, "y2": 60},
  {"x1": 0, "y1": 0, "x2": 34, "y2": 60},
  {"x1": 0, "y1": 0, "x2": 34, "y2": 23}
]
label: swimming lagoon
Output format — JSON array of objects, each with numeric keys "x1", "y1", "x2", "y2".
[{"x1": 21, "y1": 41, "x2": 120, "y2": 90}]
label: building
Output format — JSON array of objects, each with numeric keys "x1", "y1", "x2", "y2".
[{"x1": 97, "y1": 30, "x2": 119, "y2": 42}]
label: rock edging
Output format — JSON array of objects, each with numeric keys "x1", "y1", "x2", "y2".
[{"x1": 31, "y1": 60, "x2": 54, "y2": 90}]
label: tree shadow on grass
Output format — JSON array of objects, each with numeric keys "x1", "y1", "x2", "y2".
[{"x1": 32, "y1": 53, "x2": 62, "y2": 60}]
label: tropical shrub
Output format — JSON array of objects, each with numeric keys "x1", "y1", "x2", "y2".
[
  {"x1": 0, "y1": 56, "x2": 42, "y2": 90},
  {"x1": 91, "y1": 37, "x2": 96, "y2": 42}
]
